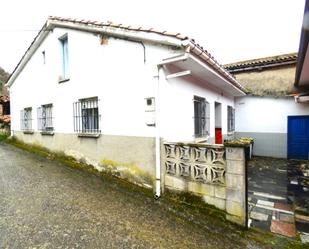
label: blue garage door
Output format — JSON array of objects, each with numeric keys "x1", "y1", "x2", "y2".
[{"x1": 288, "y1": 115, "x2": 309, "y2": 159}]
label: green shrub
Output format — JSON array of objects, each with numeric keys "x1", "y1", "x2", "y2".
[{"x1": 0, "y1": 131, "x2": 9, "y2": 142}]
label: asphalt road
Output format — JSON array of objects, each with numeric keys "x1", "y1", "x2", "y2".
[{"x1": 0, "y1": 143, "x2": 293, "y2": 249}]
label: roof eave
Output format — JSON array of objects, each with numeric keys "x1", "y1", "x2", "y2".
[
  {"x1": 49, "y1": 19, "x2": 184, "y2": 47},
  {"x1": 295, "y1": 26, "x2": 309, "y2": 87},
  {"x1": 295, "y1": 0, "x2": 309, "y2": 87},
  {"x1": 182, "y1": 40, "x2": 246, "y2": 95}
]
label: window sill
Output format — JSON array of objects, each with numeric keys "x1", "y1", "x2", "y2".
[
  {"x1": 58, "y1": 78, "x2": 70, "y2": 83},
  {"x1": 194, "y1": 136, "x2": 209, "y2": 143},
  {"x1": 23, "y1": 130, "x2": 34, "y2": 134},
  {"x1": 40, "y1": 131, "x2": 54, "y2": 136},
  {"x1": 77, "y1": 133, "x2": 100, "y2": 138}
]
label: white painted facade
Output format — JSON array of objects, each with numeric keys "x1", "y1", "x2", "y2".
[
  {"x1": 235, "y1": 96, "x2": 309, "y2": 133},
  {"x1": 9, "y1": 26, "x2": 239, "y2": 143}
]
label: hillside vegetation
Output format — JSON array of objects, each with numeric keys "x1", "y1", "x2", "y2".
[{"x1": 0, "y1": 67, "x2": 9, "y2": 95}]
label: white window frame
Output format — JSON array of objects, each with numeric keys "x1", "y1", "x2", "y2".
[
  {"x1": 227, "y1": 106, "x2": 235, "y2": 133},
  {"x1": 59, "y1": 34, "x2": 69, "y2": 82},
  {"x1": 193, "y1": 96, "x2": 210, "y2": 138}
]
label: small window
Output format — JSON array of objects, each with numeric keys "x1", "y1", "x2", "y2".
[
  {"x1": 73, "y1": 97, "x2": 100, "y2": 134},
  {"x1": 147, "y1": 98, "x2": 152, "y2": 106},
  {"x1": 3, "y1": 102, "x2": 10, "y2": 115},
  {"x1": 227, "y1": 106, "x2": 235, "y2": 132},
  {"x1": 37, "y1": 104, "x2": 54, "y2": 132},
  {"x1": 21, "y1": 107, "x2": 33, "y2": 132},
  {"x1": 42, "y1": 51, "x2": 46, "y2": 64},
  {"x1": 193, "y1": 96, "x2": 210, "y2": 137},
  {"x1": 59, "y1": 34, "x2": 69, "y2": 81}
]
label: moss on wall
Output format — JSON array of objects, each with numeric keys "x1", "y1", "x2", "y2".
[{"x1": 100, "y1": 159, "x2": 155, "y2": 187}]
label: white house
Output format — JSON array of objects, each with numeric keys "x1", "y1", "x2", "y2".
[
  {"x1": 7, "y1": 16, "x2": 245, "y2": 197},
  {"x1": 225, "y1": 53, "x2": 309, "y2": 159}
]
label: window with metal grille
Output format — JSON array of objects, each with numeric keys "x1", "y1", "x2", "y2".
[
  {"x1": 73, "y1": 97, "x2": 100, "y2": 134},
  {"x1": 21, "y1": 107, "x2": 33, "y2": 131},
  {"x1": 193, "y1": 96, "x2": 210, "y2": 137},
  {"x1": 227, "y1": 106, "x2": 235, "y2": 132},
  {"x1": 37, "y1": 104, "x2": 54, "y2": 132}
]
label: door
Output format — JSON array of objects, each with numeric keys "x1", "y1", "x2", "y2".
[
  {"x1": 215, "y1": 102, "x2": 222, "y2": 144},
  {"x1": 288, "y1": 115, "x2": 309, "y2": 159}
]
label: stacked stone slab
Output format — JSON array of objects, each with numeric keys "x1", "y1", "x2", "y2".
[{"x1": 225, "y1": 146, "x2": 247, "y2": 226}]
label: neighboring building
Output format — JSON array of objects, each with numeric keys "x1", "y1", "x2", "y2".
[
  {"x1": 6, "y1": 17, "x2": 245, "y2": 194},
  {"x1": 0, "y1": 95, "x2": 10, "y2": 130},
  {"x1": 295, "y1": 0, "x2": 309, "y2": 91},
  {"x1": 225, "y1": 53, "x2": 309, "y2": 159}
]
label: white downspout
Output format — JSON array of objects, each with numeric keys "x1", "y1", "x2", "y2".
[{"x1": 154, "y1": 65, "x2": 161, "y2": 199}]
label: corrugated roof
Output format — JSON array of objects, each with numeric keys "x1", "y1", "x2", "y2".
[{"x1": 224, "y1": 53, "x2": 298, "y2": 73}]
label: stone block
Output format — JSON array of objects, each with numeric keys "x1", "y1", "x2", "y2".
[
  {"x1": 203, "y1": 196, "x2": 226, "y2": 210},
  {"x1": 250, "y1": 211, "x2": 268, "y2": 221},
  {"x1": 164, "y1": 175, "x2": 186, "y2": 191},
  {"x1": 226, "y1": 200, "x2": 245, "y2": 217},
  {"x1": 214, "y1": 186, "x2": 226, "y2": 199},
  {"x1": 226, "y1": 160, "x2": 244, "y2": 175},
  {"x1": 270, "y1": 220, "x2": 296, "y2": 238},
  {"x1": 226, "y1": 188, "x2": 244, "y2": 203},
  {"x1": 225, "y1": 147, "x2": 245, "y2": 161},
  {"x1": 226, "y1": 214, "x2": 245, "y2": 226},
  {"x1": 188, "y1": 181, "x2": 214, "y2": 196},
  {"x1": 226, "y1": 174, "x2": 244, "y2": 190}
]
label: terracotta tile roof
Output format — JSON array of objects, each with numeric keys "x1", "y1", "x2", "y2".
[
  {"x1": 224, "y1": 53, "x2": 298, "y2": 73},
  {"x1": 48, "y1": 16, "x2": 188, "y2": 40}
]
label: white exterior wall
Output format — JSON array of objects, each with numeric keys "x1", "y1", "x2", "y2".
[
  {"x1": 235, "y1": 96, "x2": 309, "y2": 133},
  {"x1": 10, "y1": 28, "x2": 180, "y2": 137},
  {"x1": 159, "y1": 71, "x2": 235, "y2": 142},
  {"x1": 10, "y1": 27, "x2": 236, "y2": 143},
  {"x1": 235, "y1": 96, "x2": 309, "y2": 158}
]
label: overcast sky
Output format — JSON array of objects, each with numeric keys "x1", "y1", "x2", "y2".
[{"x1": 0, "y1": 0, "x2": 305, "y2": 73}]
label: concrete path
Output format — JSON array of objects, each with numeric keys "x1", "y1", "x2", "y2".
[{"x1": 0, "y1": 143, "x2": 276, "y2": 249}]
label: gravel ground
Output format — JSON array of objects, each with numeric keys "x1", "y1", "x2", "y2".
[{"x1": 0, "y1": 143, "x2": 298, "y2": 249}]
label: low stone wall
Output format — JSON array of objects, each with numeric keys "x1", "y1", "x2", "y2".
[{"x1": 163, "y1": 142, "x2": 247, "y2": 226}]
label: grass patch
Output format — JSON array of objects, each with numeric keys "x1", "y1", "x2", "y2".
[{"x1": 0, "y1": 131, "x2": 9, "y2": 142}]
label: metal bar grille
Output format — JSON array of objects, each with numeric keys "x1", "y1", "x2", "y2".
[
  {"x1": 227, "y1": 106, "x2": 235, "y2": 132},
  {"x1": 37, "y1": 104, "x2": 54, "y2": 132},
  {"x1": 193, "y1": 96, "x2": 209, "y2": 137},
  {"x1": 73, "y1": 97, "x2": 100, "y2": 134},
  {"x1": 20, "y1": 108, "x2": 33, "y2": 131}
]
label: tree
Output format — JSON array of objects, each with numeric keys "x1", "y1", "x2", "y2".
[{"x1": 0, "y1": 67, "x2": 9, "y2": 95}]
